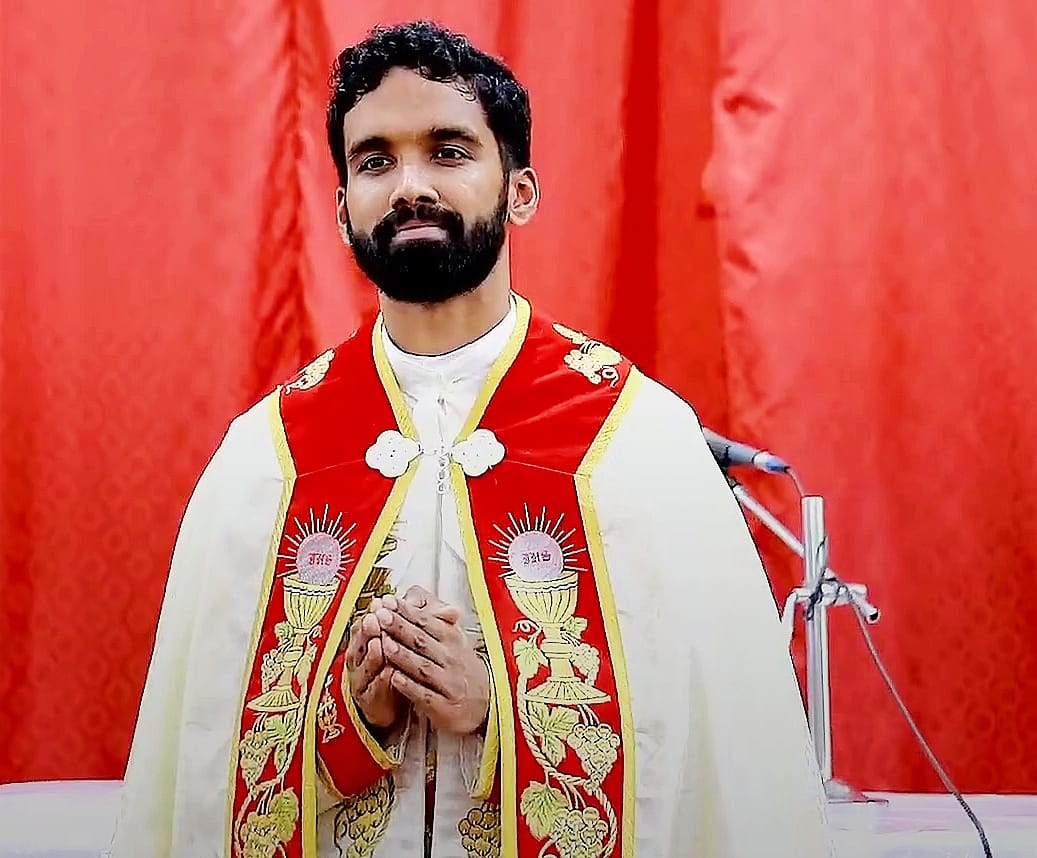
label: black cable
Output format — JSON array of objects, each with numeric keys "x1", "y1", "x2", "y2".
[
  {"x1": 782, "y1": 468, "x2": 994, "y2": 857},
  {"x1": 803, "y1": 567, "x2": 826, "y2": 621},
  {"x1": 839, "y1": 586, "x2": 994, "y2": 857},
  {"x1": 787, "y1": 467, "x2": 808, "y2": 498}
]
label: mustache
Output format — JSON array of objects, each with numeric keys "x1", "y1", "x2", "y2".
[{"x1": 372, "y1": 202, "x2": 464, "y2": 244}]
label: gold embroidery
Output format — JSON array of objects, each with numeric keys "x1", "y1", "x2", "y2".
[
  {"x1": 459, "y1": 801, "x2": 502, "y2": 858},
  {"x1": 575, "y1": 370, "x2": 643, "y2": 857},
  {"x1": 241, "y1": 788, "x2": 300, "y2": 858},
  {"x1": 549, "y1": 807, "x2": 609, "y2": 858},
  {"x1": 285, "y1": 348, "x2": 335, "y2": 394},
  {"x1": 334, "y1": 776, "x2": 396, "y2": 858},
  {"x1": 356, "y1": 536, "x2": 398, "y2": 616},
  {"x1": 507, "y1": 570, "x2": 620, "y2": 857},
  {"x1": 553, "y1": 324, "x2": 621, "y2": 387},
  {"x1": 317, "y1": 674, "x2": 344, "y2": 742},
  {"x1": 233, "y1": 575, "x2": 340, "y2": 856},
  {"x1": 225, "y1": 393, "x2": 295, "y2": 854}
]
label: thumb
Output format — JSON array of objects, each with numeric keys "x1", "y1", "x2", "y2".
[
  {"x1": 432, "y1": 602, "x2": 463, "y2": 624},
  {"x1": 403, "y1": 584, "x2": 462, "y2": 624}
]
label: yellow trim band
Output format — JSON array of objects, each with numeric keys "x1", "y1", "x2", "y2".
[
  {"x1": 316, "y1": 756, "x2": 340, "y2": 801},
  {"x1": 340, "y1": 670, "x2": 408, "y2": 769},
  {"x1": 225, "y1": 390, "x2": 297, "y2": 855},
  {"x1": 471, "y1": 652, "x2": 501, "y2": 801},
  {"x1": 372, "y1": 320, "x2": 418, "y2": 440},
  {"x1": 371, "y1": 293, "x2": 531, "y2": 447},
  {"x1": 452, "y1": 465, "x2": 519, "y2": 857},
  {"x1": 301, "y1": 459, "x2": 419, "y2": 858},
  {"x1": 575, "y1": 367, "x2": 643, "y2": 858},
  {"x1": 318, "y1": 704, "x2": 410, "y2": 802},
  {"x1": 457, "y1": 294, "x2": 531, "y2": 441}
]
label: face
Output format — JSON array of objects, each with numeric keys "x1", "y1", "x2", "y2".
[{"x1": 337, "y1": 67, "x2": 538, "y2": 304}]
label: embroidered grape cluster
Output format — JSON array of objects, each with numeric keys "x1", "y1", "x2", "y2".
[
  {"x1": 241, "y1": 789, "x2": 298, "y2": 858},
  {"x1": 336, "y1": 777, "x2": 394, "y2": 857},
  {"x1": 238, "y1": 729, "x2": 268, "y2": 791},
  {"x1": 242, "y1": 814, "x2": 279, "y2": 858},
  {"x1": 458, "y1": 802, "x2": 501, "y2": 857},
  {"x1": 550, "y1": 807, "x2": 608, "y2": 858},
  {"x1": 567, "y1": 723, "x2": 620, "y2": 785}
]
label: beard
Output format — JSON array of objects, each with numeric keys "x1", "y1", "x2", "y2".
[{"x1": 346, "y1": 186, "x2": 509, "y2": 305}]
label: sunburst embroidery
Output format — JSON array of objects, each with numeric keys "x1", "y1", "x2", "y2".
[
  {"x1": 278, "y1": 504, "x2": 357, "y2": 585},
  {"x1": 488, "y1": 504, "x2": 588, "y2": 581}
]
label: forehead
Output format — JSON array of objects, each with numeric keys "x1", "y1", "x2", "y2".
[{"x1": 343, "y1": 67, "x2": 494, "y2": 147}]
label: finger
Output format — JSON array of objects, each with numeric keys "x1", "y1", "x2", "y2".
[
  {"x1": 362, "y1": 611, "x2": 382, "y2": 638},
  {"x1": 434, "y1": 603, "x2": 463, "y2": 624},
  {"x1": 401, "y1": 585, "x2": 462, "y2": 623},
  {"x1": 351, "y1": 636, "x2": 382, "y2": 695},
  {"x1": 402, "y1": 585, "x2": 434, "y2": 608},
  {"x1": 341, "y1": 617, "x2": 360, "y2": 654},
  {"x1": 382, "y1": 634, "x2": 451, "y2": 696},
  {"x1": 352, "y1": 634, "x2": 385, "y2": 695},
  {"x1": 345, "y1": 612, "x2": 379, "y2": 668},
  {"x1": 377, "y1": 609, "x2": 448, "y2": 666},
  {"x1": 345, "y1": 617, "x2": 366, "y2": 667},
  {"x1": 390, "y1": 668, "x2": 440, "y2": 715},
  {"x1": 401, "y1": 585, "x2": 462, "y2": 622},
  {"x1": 357, "y1": 666, "x2": 395, "y2": 709},
  {"x1": 394, "y1": 597, "x2": 461, "y2": 641}
]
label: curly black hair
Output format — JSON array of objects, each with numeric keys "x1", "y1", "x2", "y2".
[{"x1": 327, "y1": 21, "x2": 531, "y2": 186}]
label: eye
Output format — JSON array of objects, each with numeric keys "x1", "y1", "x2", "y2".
[
  {"x1": 357, "y1": 155, "x2": 392, "y2": 173},
  {"x1": 433, "y1": 145, "x2": 470, "y2": 163}
]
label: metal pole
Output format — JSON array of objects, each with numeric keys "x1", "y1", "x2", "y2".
[
  {"x1": 730, "y1": 483, "x2": 807, "y2": 559},
  {"x1": 727, "y1": 474, "x2": 879, "y2": 802},
  {"x1": 802, "y1": 495, "x2": 833, "y2": 781}
]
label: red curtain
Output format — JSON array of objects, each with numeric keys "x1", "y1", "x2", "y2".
[
  {"x1": 1, "y1": 0, "x2": 1035, "y2": 794},
  {"x1": 714, "y1": 1, "x2": 1037, "y2": 791}
]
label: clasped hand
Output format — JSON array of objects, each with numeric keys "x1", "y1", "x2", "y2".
[{"x1": 345, "y1": 585, "x2": 489, "y2": 737}]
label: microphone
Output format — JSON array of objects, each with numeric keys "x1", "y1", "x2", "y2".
[{"x1": 702, "y1": 427, "x2": 790, "y2": 473}]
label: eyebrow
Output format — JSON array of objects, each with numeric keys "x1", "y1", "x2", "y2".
[
  {"x1": 346, "y1": 135, "x2": 391, "y2": 161},
  {"x1": 428, "y1": 126, "x2": 483, "y2": 147}
]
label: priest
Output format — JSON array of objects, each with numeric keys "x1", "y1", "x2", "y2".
[{"x1": 110, "y1": 20, "x2": 834, "y2": 858}]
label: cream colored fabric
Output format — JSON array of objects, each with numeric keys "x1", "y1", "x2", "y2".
[
  {"x1": 109, "y1": 395, "x2": 288, "y2": 857},
  {"x1": 110, "y1": 310, "x2": 833, "y2": 858}
]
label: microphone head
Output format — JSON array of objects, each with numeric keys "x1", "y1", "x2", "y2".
[
  {"x1": 754, "y1": 452, "x2": 791, "y2": 473},
  {"x1": 702, "y1": 427, "x2": 790, "y2": 474}
]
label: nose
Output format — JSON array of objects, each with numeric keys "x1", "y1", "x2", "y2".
[{"x1": 389, "y1": 162, "x2": 440, "y2": 210}]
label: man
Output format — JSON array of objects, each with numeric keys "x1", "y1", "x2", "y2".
[{"x1": 110, "y1": 20, "x2": 833, "y2": 858}]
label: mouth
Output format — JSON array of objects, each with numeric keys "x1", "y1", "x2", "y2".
[{"x1": 393, "y1": 220, "x2": 448, "y2": 241}]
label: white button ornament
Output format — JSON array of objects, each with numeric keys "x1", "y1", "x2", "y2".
[
  {"x1": 364, "y1": 430, "x2": 421, "y2": 478},
  {"x1": 450, "y1": 428, "x2": 506, "y2": 477},
  {"x1": 364, "y1": 427, "x2": 505, "y2": 480}
]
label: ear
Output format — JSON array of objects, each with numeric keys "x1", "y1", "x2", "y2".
[
  {"x1": 507, "y1": 167, "x2": 540, "y2": 226},
  {"x1": 334, "y1": 187, "x2": 351, "y2": 244},
  {"x1": 335, "y1": 187, "x2": 348, "y2": 228}
]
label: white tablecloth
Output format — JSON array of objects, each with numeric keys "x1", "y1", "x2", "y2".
[
  {"x1": 0, "y1": 781, "x2": 1034, "y2": 857},
  {"x1": 831, "y1": 792, "x2": 1037, "y2": 858},
  {"x1": 0, "y1": 782, "x2": 120, "y2": 858}
]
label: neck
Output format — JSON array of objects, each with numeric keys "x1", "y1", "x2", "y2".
[{"x1": 379, "y1": 247, "x2": 513, "y2": 356}]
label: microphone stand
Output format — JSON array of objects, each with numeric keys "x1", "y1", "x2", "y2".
[{"x1": 725, "y1": 472, "x2": 882, "y2": 804}]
